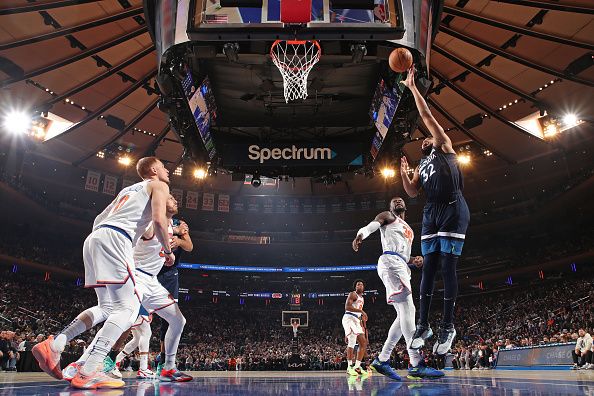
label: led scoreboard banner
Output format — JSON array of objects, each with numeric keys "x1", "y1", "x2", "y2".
[{"x1": 178, "y1": 263, "x2": 378, "y2": 272}]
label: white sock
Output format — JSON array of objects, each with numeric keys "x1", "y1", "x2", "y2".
[
  {"x1": 55, "y1": 289, "x2": 114, "y2": 354},
  {"x1": 164, "y1": 354, "x2": 176, "y2": 370},
  {"x1": 115, "y1": 351, "x2": 126, "y2": 365},
  {"x1": 348, "y1": 359, "x2": 354, "y2": 366},
  {"x1": 77, "y1": 336, "x2": 97, "y2": 363},
  {"x1": 81, "y1": 335, "x2": 115, "y2": 375},
  {"x1": 53, "y1": 315, "x2": 94, "y2": 353},
  {"x1": 140, "y1": 354, "x2": 148, "y2": 371},
  {"x1": 354, "y1": 360, "x2": 361, "y2": 369},
  {"x1": 51, "y1": 334, "x2": 68, "y2": 354}
]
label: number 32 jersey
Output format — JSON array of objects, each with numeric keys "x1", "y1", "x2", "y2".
[
  {"x1": 418, "y1": 148, "x2": 464, "y2": 202},
  {"x1": 95, "y1": 180, "x2": 153, "y2": 245}
]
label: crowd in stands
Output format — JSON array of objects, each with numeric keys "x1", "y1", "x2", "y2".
[{"x1": 1, "y1": 269, "x2": 592, "y2": 372}]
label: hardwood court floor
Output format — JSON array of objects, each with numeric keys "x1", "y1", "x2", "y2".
[{"x1": 1, "y1": 369, "x2": 593, "y2": 395}]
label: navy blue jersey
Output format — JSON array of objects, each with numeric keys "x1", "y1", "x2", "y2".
[{"x1": 418, "y1": 148, "x2": 464, "y2": 202}]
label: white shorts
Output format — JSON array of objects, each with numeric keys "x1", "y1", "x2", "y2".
[
  {"x1": 377, "y1": 254, "x2": 412, "y2": 304},
  {"x1": 134, "y1": 271, "x2": 176, "y2": 314},
  {"x1": 132, "y1": 312, "x2": 152, "y2": 328},
  {"x1": 84, "y1": 227, "x2": 135, "y2": 287},
  {"x1": 342, "y1": 313, "x2": 364, "y2": 336}
]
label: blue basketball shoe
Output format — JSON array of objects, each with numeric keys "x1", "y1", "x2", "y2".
[
  {"x1": 371, "y1": 358, "x2": 401, "y2": 381},
  {"x1": 408, "y1": 362, "x2": 444, "y2": 379}
]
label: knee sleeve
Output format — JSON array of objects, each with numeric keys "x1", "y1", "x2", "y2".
[
  {"x1": 347, "y1": 334, "x2": 357, "y2": 349},
  {"x1": 157, "y1": 305, "x2": 185, "y2": 334},
  {"x1": 86, "y1": 287, "x2": 113, "y2": 326},
  {"x1": 105, "y1": 281, "x2": 141, "y2": 332}
]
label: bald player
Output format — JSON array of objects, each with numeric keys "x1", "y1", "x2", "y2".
[{"x1": 353, "y1": 197, "x2": 443, "y2": 380}]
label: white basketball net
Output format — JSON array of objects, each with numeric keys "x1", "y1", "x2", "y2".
[
  {"x1": 291, "y1": 322, "x2": 299, "y2": 337},
  {"x1": 271, "y1": 40, "x2": 321, "y2": 103}
]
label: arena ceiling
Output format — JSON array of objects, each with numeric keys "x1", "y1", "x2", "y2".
[{"x1": 0, "y1": 0, "x2": 593, "y2": 189}]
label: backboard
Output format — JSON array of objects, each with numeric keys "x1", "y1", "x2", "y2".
[
  {"x1": 189, "y1": 0, "x2": 404, "y2": 41},
  {"x1": 282, "y1": 310, "x2": 309, "y2": 327}
]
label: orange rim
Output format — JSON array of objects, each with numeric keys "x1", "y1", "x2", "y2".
[{"x1": 270, "y1": 40, "x2": 321, "y2": 72}]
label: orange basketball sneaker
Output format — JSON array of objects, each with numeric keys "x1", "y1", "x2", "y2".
[
  {"x1": 31, "y1": 335, "x2": 63, "y2": 380},
  {"x1": 70, "y1": 370, "x2": 125, "y2": 389}
]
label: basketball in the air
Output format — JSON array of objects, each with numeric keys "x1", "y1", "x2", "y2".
[{"x1": 389, "y1": 47, "x2": 413, "y2": 73}]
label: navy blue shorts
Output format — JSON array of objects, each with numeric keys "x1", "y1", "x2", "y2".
[
  {"x1": 157, "y1": 269, "x2": 179, "y2": 302},
  {"x1": 421, "y1": 196, "x2": 470, "y2": 256}
]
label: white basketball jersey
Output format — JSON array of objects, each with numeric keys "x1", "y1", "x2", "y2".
[
  {"x1": 380, "y1": 216, "x2": 413, "y2": 262},
  {"x1": 351, "y1": 293, "x2": 364, "y2": 311},
  {"x1": 134, "y1": 222, "x2": 173, "y2": 275},
  {"x1": 95, "y1": 180, "x2": 153, "y2": 245}
]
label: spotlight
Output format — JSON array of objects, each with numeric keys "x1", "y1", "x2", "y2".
[
  {"x1": 381, "y1": 168, "x2": 396, "y2": 178},
  {"x1": 543, "y1": 122, "x2": 559, "y2": 137},
  {"x1": 251, "y1": 174, "x2": 262, "y2": 188},
  {"x1": 457, "y1": 153, "x2": 471, "y2": 165},
  {"x1": 118, "y1": 156, "x2": 132, "y2": 166},
  {"x1": 193, "y1": 168, "x2": 206, "y2": 179},
  {"x1": 563, "y1": 113, "x2": 578, "y2": 127},
  {"x1": 2, "y1": 111, "x2": 31, "y2": 134}
]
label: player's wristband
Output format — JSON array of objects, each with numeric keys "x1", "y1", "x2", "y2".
[{"x1": 164, "y1": 250, "x2": 172, "y2": 255}]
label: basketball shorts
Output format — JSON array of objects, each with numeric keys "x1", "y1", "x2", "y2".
[
  {"x1": 134, "y1": 271, "x2": 176, "y2": 314},
  {"x1": 377, "y1": 253, "x2": 412, "y2": 304},
  {"x1": 83, "y1": 227, "x2": 135, "y2": 287},
  {"x1": 342, "y1": 313, "x2": 364, "y2": 336},
  {"x1": 421, "y1": 196, "x2": 470, "y2": 256},
  {"x1": 132, "y1": 305, "x2": 152, "y2": 328},
  {"x1": 157, "y1": 268, "x2": 179, "y2": 302}
]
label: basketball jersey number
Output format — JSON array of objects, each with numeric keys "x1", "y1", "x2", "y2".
[
  {"x1": 403, "y1": 227, "x2": 413, "y2": 244},
  {"x1": 112, "y1": 195, "x2": 130, "y2": 213},
  {"x1": 420, "y1": 163, "x2": 435, "y2": 183}
]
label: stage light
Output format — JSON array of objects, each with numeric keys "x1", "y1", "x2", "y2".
[
  {"x1": 118, "y1": 156, "x2": 132, "y2": 166},
  {"x1": 457, "y1": 153, "x2": 471, "y2": 165},
  {"x1": 381, "y1": 168, "x2": 396, "y2": 178},
  {"x1": 2, "y1": 111, "x2": 31, "y2": 134},
  {"x1": 543, "y1": 122, "x2": 558, "y2": 137},
  {"x1": 96, "y1": 151, "x2": 105, "y2": 159},
  {"x1": 193, "y1": 168, "x2": 206, "y2": 179},
  {"x1": 174, "y1": 165, "x2": 183, "y2": 176},
  {"x1": 563, "y1": 113, "x2": 578, "y2": 127}
]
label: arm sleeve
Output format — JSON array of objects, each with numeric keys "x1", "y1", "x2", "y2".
[{"x1": 356, "y1": 221, "x2": 381, "y2": 240}]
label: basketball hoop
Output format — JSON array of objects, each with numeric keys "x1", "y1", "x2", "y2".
[
  {"x1": 291, "y1": 321, "x2": 300, "y2": 337},
  {"x1": 270, "y1": 40, "x2": 321, "y2": 103}
]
